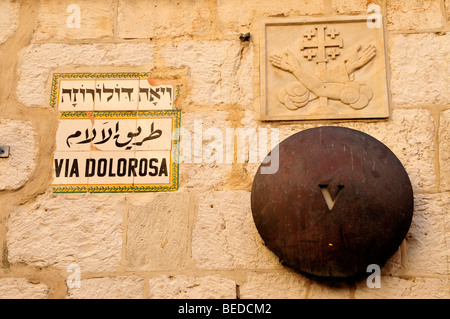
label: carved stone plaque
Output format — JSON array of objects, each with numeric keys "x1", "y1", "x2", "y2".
[
  {"x1": 251, "y1": 127, "x2": 414, "y2": 278},
  {"x1": 260, "y1": 16, "x2": 390, "y2": 120}
]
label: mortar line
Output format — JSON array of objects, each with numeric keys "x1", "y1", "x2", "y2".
[{"x1": 388, "y1": 27, "x2": 450, "y2": 34}]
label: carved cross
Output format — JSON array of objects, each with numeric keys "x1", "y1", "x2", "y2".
[
  {"x1": 327, "y1": 27, "x2": 339, "y2": 39},
  {"x1": 303, "y1": 49, "x2": 316, "y2": 60},
  {"x1": 300, "y1": 25, "x2": 343, "y2": 73},
  {"x1": 303, "y1": 28, "x2": 315, "y2": 40},
  {"x1": 327, "y1": 48, "x2": 340, "y2": 59}
]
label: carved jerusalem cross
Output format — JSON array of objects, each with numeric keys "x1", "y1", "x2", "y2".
[{"x1": 301, "y1": 26, "x2": 343, "y2": 72}]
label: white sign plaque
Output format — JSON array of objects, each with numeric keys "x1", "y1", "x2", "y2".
[{"x1": 50, "y1": 73, "x2": 181, "y2": 193}]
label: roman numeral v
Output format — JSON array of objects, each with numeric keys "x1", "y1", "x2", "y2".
[{"x1": 319, "y1": 184, "x2": 344, "y2": 211}]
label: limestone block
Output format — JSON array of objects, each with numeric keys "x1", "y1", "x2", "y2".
[
  {"x1": 402, "y1": 193, "x2": 449, "y2": 276},
  {"x1": 389, "y1": 33, "x2": 450, "y2": 106},
  {"x1": 387, "y1": 0, "x2": 443, "y2": 31},
  {"x1": 68, "y1": 276, "x2": 144, "y2": 299},
  {"x1": 446, "y1": 0, "x2": 450, "y2": 20},
  {"x1": 192, "y1": 190, "x2": 281, "y2": 270},
  {"x1": 352, "y1": 109, "x2": 435, "y2": 193},
  {"x1": 149, "y1": 275, "x2": 236, "y2": 299},
  {"x1": 240, "y1": 109, "x2": 311, "y2": 177},
  {"x1": 126, "y1": 192, "x2": 190, "y2": 270},
  {"x1": 381, "y1": 248, "x2": 403, "y2": 276},
  {"x1": 307, "y1": 281, "x2": 352, "y2": 299},
  {"x1": 7, "y1": 193, "x2": 124, "y2": 272},
  {"x1": 180, "y1": 111, "x2": 233, "y2": 188},
  {"x1": 0, "y1": 278, "x2": 49, "y2": 299},
  {"x1": 0, "y1": 119, "x2": 37, "y2": 190},
  {"x1": 0, "y1": 0, "x2": 20, "y2": 44},
  {"x1": 439, "y1": 110, "x2": 450, "y2": 191},
  {"x1": 355, "y1": 276, "x2": 450, "y2": 298},
  {"x1": 216, "y1": 0, "x2": 324, "y2": 34},
  {"x1": 34, "y1": 0, "x2": 114, "y2": 41},
  {"x1": 239, "y1": 271, "x2": 308, "y2": 299},
  {"x1": 332, "y1": 0, "x2": 382, "y2": 14},
  {"x1": 17, "y1": 43, "x2": 155, "y2": 107},
  {"x1": 117, "y1": 0, "x2": 211, "y2": 38},
  {"x1": 349, "y1": 109, "x2": 436, "y2": 193},
  {"x1": 161, "y1": 41, "x2": 253, "y2": 106}
]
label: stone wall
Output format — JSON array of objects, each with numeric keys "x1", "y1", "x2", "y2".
[{"x1": 0, "y1": 0, "x2": 448, "y2": 299}]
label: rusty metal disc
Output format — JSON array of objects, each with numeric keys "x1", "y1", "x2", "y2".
[{"x1": 251, "y1": 126, "x2": 414, "y2": 278}]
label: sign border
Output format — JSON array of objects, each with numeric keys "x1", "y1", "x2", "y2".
[
  {"x1": 51, "y1": 110, "x2": 181, "y2": 194},
  {"x1": 50, "y1": 72, "x2": 181, "y2": 110}
]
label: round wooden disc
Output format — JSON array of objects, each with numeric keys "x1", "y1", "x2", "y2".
[{"x1": 251, "y1": 126, "x2": 414, "y2": 278}]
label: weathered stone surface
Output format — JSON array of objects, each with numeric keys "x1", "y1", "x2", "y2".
[
  {"x1": 117, "y1": 0, "x2": 211, "y2": 38},
  {"x1": 216, "y1": 0, "x2": 324, "y2": 34},
  {"x1": 245, "y1": 109, "x2": 436, "y2": 193},
  {"x1": 192, "y1": 191, "x2": 281, "y2": 270},
  {"x1": 0, "y1": 0, "x2": 447, "y2": 301},
  {"x1": 0, "y1": 119, "x2": 37, "y2": 190},
  {"x1": 389, "y1": 33, "x2": 450, "y2": 106},
  {"x1": 0, "y1": 278, "x2": 49, "y2": 299},
  {"x1": 68, "y1": 276, "x2": 144, "y2": 299},
  {"x1": 161, "y1": 41, "x2": 253, "y2": 106},
  {"x1": 7, "y1": 193, "x2": 124, "y2": 272},
  {"x1": 34, "y1": 0, "x2": 114, "y2": 41},
  {"x1": 307, "y1": 281, "x2": 352, "y2": 299},
  {"x1": 446, "y1": 0, "x2": 450, "y2": 21},
  {"x1": 0, "y1": 0, "x2": 19, "y2": 44},
  {"x1": 332, "y1": 0, "x2": 382, "y2": 14},
  {"x1": 180, "y1": 111, "x2": 233, "y2": 188},
  {"x1": 355, "y1": 276, "x2": 450, "y2": 298},
  {"x1": 149, "y1": 275, "x2": 236, "y2": 299},
  {"x1": 350, "y1": 109, "x2": 436, "y2": 193},
  {"x1": 126, "y1": 192, "x2": 190, "y2": 270},
  {"x1": 439, "y1": 110, "x2": 450, "y2": 191},
  {"x1": 381, "y1": 247, "x2": 403, "y2": 276},
  {"x1": 387, "y1": 0, "x2": 443, "y2": 31},
  {"x1": 245, "y1": 108, "x2": 442, "y2": 276},
  {"x1": 239, "y1": 271, "x2": 308, "y2": 299},
  {"x1": 17, "y1": 43, "x2": 155, "y2": 107},
  {"x1": 402, "y1": 193, "x2": 449, "y2": 276}
]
